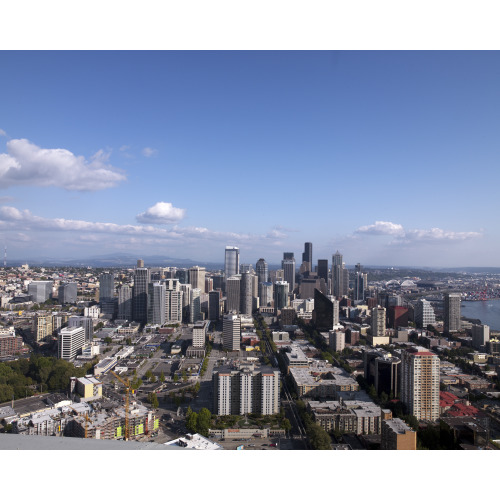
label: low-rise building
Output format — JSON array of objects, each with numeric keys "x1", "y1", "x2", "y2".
[
  {"x1": 381, "y1": 418, "x2": 416, "y2": 450},
  {"x1": 289, "y1": 367, "x2": 359, "y2": 398}
]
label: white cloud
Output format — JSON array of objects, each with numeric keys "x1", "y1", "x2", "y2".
[
  {"x1": 0, "y1": 129, "x2": 6, "y2": 136},
  {"x1": 136, "y1": 202, "x2": 186, "y2": 224},
  {"x1": 0, "y1": 138, "x2": 126, "y2": 191},
  {"x1": 404, "y1": 228, "x2": 482, "y2": 242},
  {"x1": 142, "y1": 147, "x2": 158, "y2": 158},
  {"x1": 356, "y1": 221, "x2": 405, "y2": 236},
  {"x1": 355, "y1": 220, "x2": 482, "y2": 245}
]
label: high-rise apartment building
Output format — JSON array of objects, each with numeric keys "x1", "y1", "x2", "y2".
[
  {"x1": 471, "y1": 324, "x2": 490, "y2": 349},
  {"x1": 58, "y1": 326, "x2": 86, "y2": 361},
  {"x1": 32, "y1": 313, "x2": 54, "y2": 342},
  {"x1": 256, "y1": 258, "x2": 268, "y2": 284},
  {"x1": 223, "y1": 314, "x2": 241, "y2": 351},
  {"x1": 68, "y1": 316, "x2": 94, "y2": 343},
  {"x1": 133, "y1": 267, "x2": 150, "y2": 323},
  {"x1": 165, "y1": 280, "x2": 183, "y2": 323},
  {"x1": 444, "y1": 293, "x2": 461, "y2": 333},
  {"x1": 371, "y1": 306, "x2": 386, "y2": 337},
  {"x1": 329, "y1": 330, "x2": 345, "y2": 352},
  {"x1": 58, "y1": 282, "x2": 77, "y2": 304},
  {"x1": 28, "y1": 281, "x2": 53, "y2": 303},
  {"x1": 192, "y1": 320, "x2": 208, "y2": 348},
  {"x1": 414, "y1": 299, "x2": 436, "y2": 329},
  {"x1": 224, "y1": 246, "x2": 240, "y2": 280},
  {"x1": 401, "y1": 348, "x2": 440, "y2": 421},
  {"x1": 117, "y1": 285, "x2": 132, "y2": 321},
  {"x1": 212, "y1": 365, "x2": 280, "y2": 416}
]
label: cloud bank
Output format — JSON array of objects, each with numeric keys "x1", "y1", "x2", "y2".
[{"x1": 0, "y1": 138, "x2": 126, "y2": 191}]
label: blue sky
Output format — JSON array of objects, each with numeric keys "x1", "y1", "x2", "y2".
[{"x1": 0, "y1": 50, "x2": 499, "y2": 267}]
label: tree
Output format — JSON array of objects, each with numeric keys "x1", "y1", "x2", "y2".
[
  {"x1": 125, "y1": 338, "x2": 132, "y2": 346},
  {"x1": 145, "y1": 369, "x2": 153, "y2": 380},
  {"x1": 148, "y1": 392, "x2": 159, "y2": 409},
  {"x1": 186, "y1": 411, "x2": 198, "y2": 433},
  {"x1": 197, "y1": 407, "x2": 212, "y2": 436},
  {"x1": 282, "y1": 418, "x2": 292, "y2": 433},
  {"x1": 159, "y1": 371, "x2": 165, "y2": 383},
  {"x1": 103, "y1": 337, "x2": 113, "y2": 345},
  {"x1": 173, "y1": 373, "x2": 179, "y2": 383},
  {"x1": 193, "y1": 381, "x2": 200, "y2": 395}
]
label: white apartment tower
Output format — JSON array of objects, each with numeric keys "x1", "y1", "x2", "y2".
[
  {"x1": 401, "y1": 348, "x2": 440, "y2": 421},
  {"x1": 371, "y1": 306, "x2": 386, "y2": 337},
  {"x1": 414, "y1": 299, "x2": 436, "y2": 329},
  {"x1": 58, "y1": 326, "x2": 86, "y2": 361}
]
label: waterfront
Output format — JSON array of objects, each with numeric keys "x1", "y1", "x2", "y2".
[{"x1": 461, "y1": 300, "x2": 500, "y2": 331}]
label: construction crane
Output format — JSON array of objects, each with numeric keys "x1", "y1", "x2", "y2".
[{"x1": 111, "y1": 370, "x2": 131, "y2": 440}]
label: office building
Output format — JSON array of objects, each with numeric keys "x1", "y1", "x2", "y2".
[
  {"x1": 28, "y1": 281, "x2": 53, "y2": 303},
  {"x1": 240, "y1": 272, "x2": 253, "y2": 315},
  {"x1": 192, "y1": 320, "x2": 209, "y2": 348},
  {"x1": 224, "y1": 246, "x2": 240, "y2": 280},
  {"x1": 213, "y1": 365, "x2": 280, "y2": 416},
  {"x1": 256, "y1": 258, "x2": 268, "y2": 284},
  {"x1": 58, "y1": 326, "x2": 86, "y2": 361},
  {"x1": 68, "y1": 316, "x2": 94, "y2": 344},
  {"x1": 331, "y1": 251, "x2": 347, "y2": 298},
  {"x1": 137, "y1": 259, "x2": 144, "y2": 268},
  {"x1": 444, "y1": 293, "x2": 461, "y2": 333},
  {"x1": 223, "y1": 314, "x2": 241, "y2": 351},
  {"x1": 189, "y1": 266, "x2": 206, "y2": 291},
  {"x1": 175, "y1": 269, "x2": 189, "y2": 284},
  {"x1": 317, "y1": 259, "x2": 328, "y2": 283},
  {"x1": 371, "y1": 306, "x2": 386, "y2": 337},
  {"x1": 281, "y1": 254, "x2": 296, "y2": 294},
  {"x1": 302, "y1": 242, "x2": 313, "y2": 268},
  {"x1": 414, "y1": 299, "x2": 436, "y2": 329},
  {"x1": 117, "y1": 285, "x2": 133, "y2": 321},
  {"x1": 259, "y1": 282, "x2": 273, "y2": 307},
  {"x1": 208, "y1": 290, "x2": 221, "y2": 321},
  {"x1": 374, "y1": 356, "x2": 400, "y2": 397},
  {"x1": 353, "y1": 264, "x2": 367, "y2": 301},
  {"x1": 58, "y1": 282, "x2": 77, "y2": 304},
  {"x1": 274, "y1": 281, "x2": 289, "y2": 311},
  {"x1": 133, "y1": 267, "x2": 150, "y2": 323},
  {"x1": 471, "y1": 324, "x2": 490, "y2": 349},
  {"x1": 401, "y1": 348, "x2": 440, "y2": 421},
  {"x1": 190, "y1": 288, "x2": 202, "y2": 323},
  {"x1": 313, "y1": 289, "x2": 339, "y2": 331},
  {"x1": 148, "y1": 282, "x2": 166, "y2": 325},
  {"x1": 226, "y1": 275, "x2": 241, "y2": 312},
  {"x1": 99, "y1": 272, "x2": 114, "y2": 301},
  {"x1": 205, "y1": 277, "x2": 213, "y2": 293},
  {"x1": 32, "y1": 314, "x2": 54, "y2": 342},
  {"x1": 388, "y1": 306, "x2": 409, "y2": 329}
]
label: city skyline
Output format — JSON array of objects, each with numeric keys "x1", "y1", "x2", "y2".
[{"x1": 0, "y1": 51, "x2": 499, "y2": 267}]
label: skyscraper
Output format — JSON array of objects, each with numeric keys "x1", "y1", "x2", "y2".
[
  {"x1": 282, "y1": 253, "x2": 296, "y2": 294},
  {"x1": 313, "y1": 288, "x2": 339, "y2": 331},
  {"x1": 224, "y1": 246, "x2": 240, "y2": 280},
  {"x1": 259, "y1": 282, "x2": 273, "y2": 307},
  {"x1": 208, "y1": 290, "x2": 221, "y2": 321},
  {"x1": 317, "y1": 259, "x2": 328, "y2": 283},
  {"x1": 444, "y1": 293, "x2": 461, "y2": 333},
  {"x1": 148, "y1": 281, "x2": 166, "y2": 325},
  {"x1": 331, "y1": 251, "x2": 344, "y2": 298},
  {"x1": 117, "y1": 285, "x2": 132, "y2": 321},
  {"x1": 133, "y1": 267, "x2": 150, "y2": 323},
  {"x1": 226, "y1": 275, "x2": 241, "y2": 313},
  {"x1": 274, "y1": 281, "x2": 289, "y2": 311},
  {"x1": 371, "y1": 306, "x2": 386, "y2": 337},
  {"x1": 240, "y1": 272, "x2": 253, "y2": 315},
  {"x1": 401, "y1": 348, "x2": 440, "y2": 421},
  {"x1": 189, "y1": 266, "x2": 206, "y2": 291},
  {"x1": 255, "y1": 258, "x2": 268, "y2": 284},
  {"x1": 190, "y1": 288, "x2": 202, "y2": 323},
  {"x1": 99, "y1": 272, "x2": 115, "y2": 301},
  {"x1": 58, "y1": 326, "x2": 86, "y2": 361},
  {"x1": 223, "y1": 314, "x2": 241, "y2": 351},
  {"x1": 353, "y1": 263, "x2": 366, "y2": 301},
  {"x1": 302, "y1": 242, "x2": 312, "y2": 267}
]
